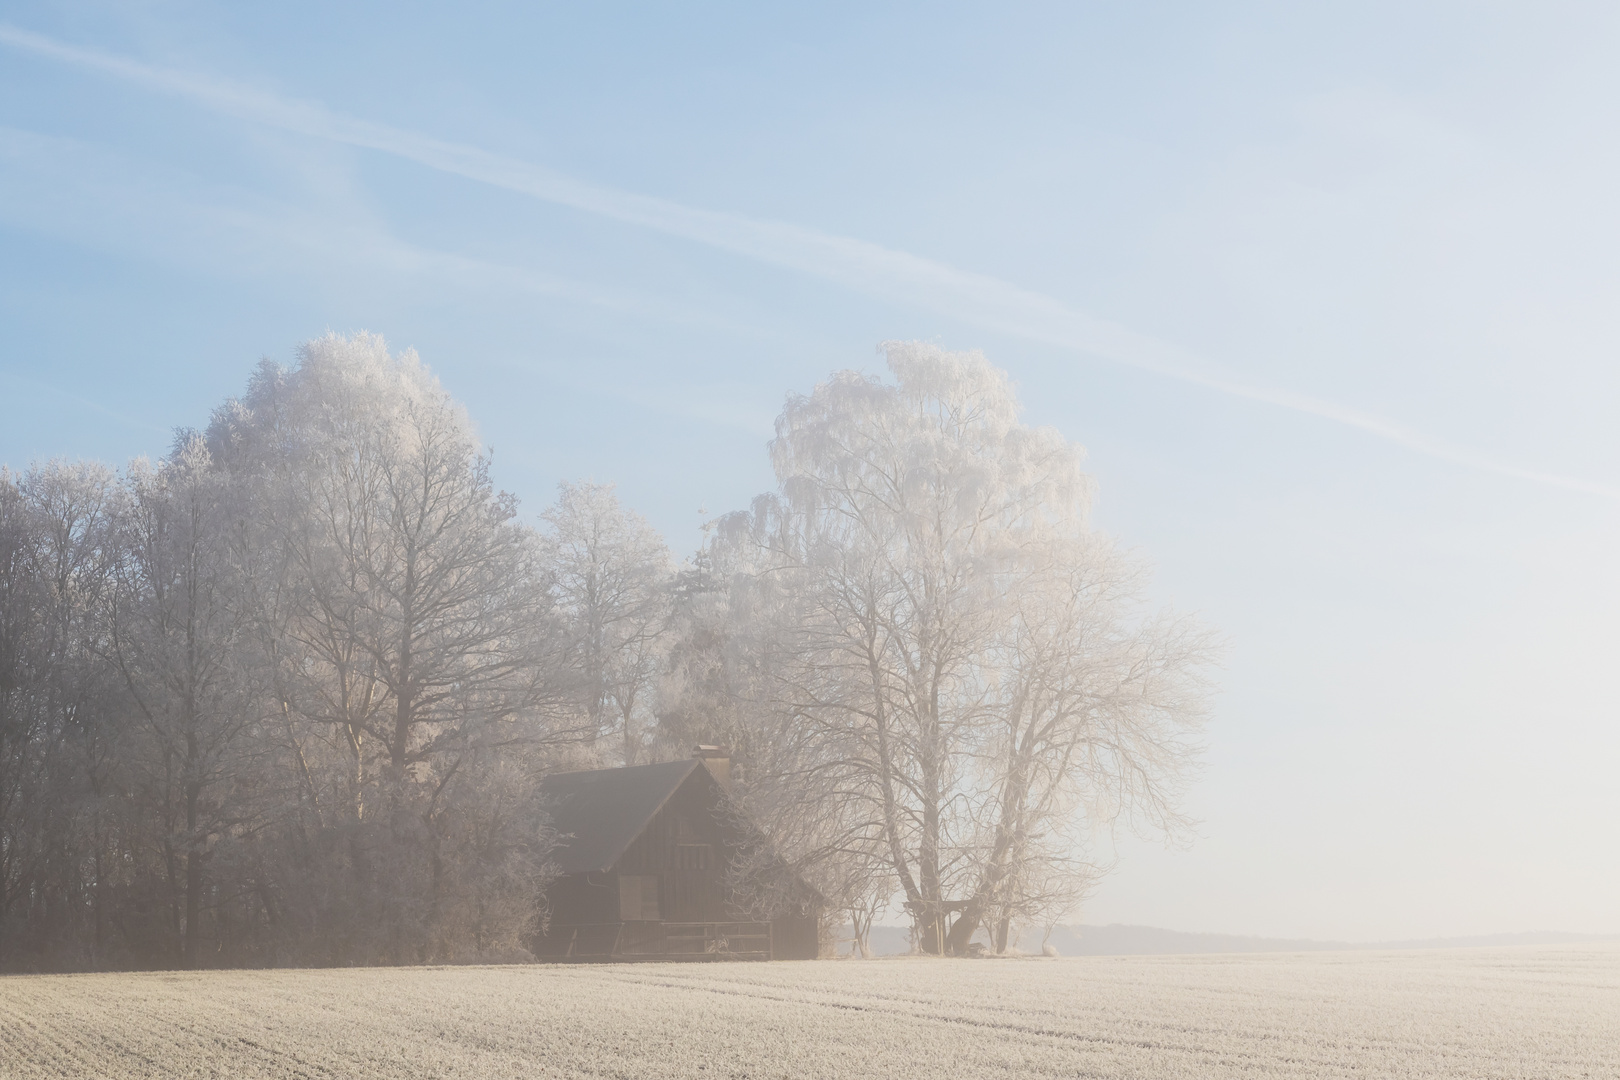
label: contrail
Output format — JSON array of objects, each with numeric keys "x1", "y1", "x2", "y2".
[{"x1": 3, "y1": 23, "x2": 1614, "y2": 499}]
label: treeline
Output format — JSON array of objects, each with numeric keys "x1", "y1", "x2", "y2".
[
  {"x1": 0, "y1": 334, "x2": 1213, "y2": 971},
  {"x1": 0, "y1": 335, "x2": 673, "y2": 971}
]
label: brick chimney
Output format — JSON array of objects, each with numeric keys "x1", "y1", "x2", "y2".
[{"x1": 693, "y1": 745, "x2": 733, "y2": 791}]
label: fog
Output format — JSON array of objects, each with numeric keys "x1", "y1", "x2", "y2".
[{"x1": 2, "y1": 3, "x2": 1618, "y2": 949}]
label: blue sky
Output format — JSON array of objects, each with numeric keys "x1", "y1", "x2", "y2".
[{"x1": 3, "y1": 1, "x2": 1618, "y2": 940}]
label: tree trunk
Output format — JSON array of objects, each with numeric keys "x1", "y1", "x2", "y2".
[
  {"x1": 867, "y1": 641, "x2": 924, "y2": 927},
  {"x1": 184, "y1": 776, "x2": 203, "y2": 968},
  {"x1": 917, "y1": 733, "x2": 944, "y2": 954},
  {"x1": 945, "y1": 757, "x2": 1031, "y2": 955}
]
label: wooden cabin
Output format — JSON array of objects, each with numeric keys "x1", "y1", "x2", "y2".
[{"x1": 532, "y1": 749, "x2": 821, "y2": 962}]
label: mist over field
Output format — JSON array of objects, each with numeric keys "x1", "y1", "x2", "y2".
[
  {"x1": 3, "y1": 3, "x2": 1619, "y2": 1077},
  {"x1": 4, "y1": 4, "x2": 1618, "y2": 949}
]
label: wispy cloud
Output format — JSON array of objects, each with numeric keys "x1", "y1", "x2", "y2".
[
  {"x1": 3, "y1": 22, "x2": 1615, "y2": 499},
  {"x1": 0, "y1": 125, "x2": 763, "y2": 340}
]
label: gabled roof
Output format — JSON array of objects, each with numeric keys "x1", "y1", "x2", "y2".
[{"x1": 540, "y1": 758, "x2": 711, "y2": 874}]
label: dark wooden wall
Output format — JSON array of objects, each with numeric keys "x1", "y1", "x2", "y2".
[
  {"x1": 542, "y1": 872, "x2": 619, "y2": 926},
  {"x1": 537, "y1": 767, "x2": 823, "y2": 960},
  {"x1": 614, "y1": 778, "x2": 731, "y2": 922}
]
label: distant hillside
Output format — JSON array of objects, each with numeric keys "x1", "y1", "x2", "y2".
[{"x1": 854, "y1": 923, "x2": 1618, "y2": 957}]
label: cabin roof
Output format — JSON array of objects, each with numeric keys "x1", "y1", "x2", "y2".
[{"x1": 540, "y1": 758, "x2": 711, "y2": 874}]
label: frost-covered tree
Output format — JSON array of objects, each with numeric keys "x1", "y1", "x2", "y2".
[
  {"x1": 0, "y1": 330, "x2": 1203, "y2": 969},
  {"x1": 0, "y1": 334, "x2": 632, "y2": 971},
  {"x1": 107, "y1": 437, "x2": 269, "y2": 968},
  {"x1": 542, "y1": 481, "x2": 672, "y2": 766},
  {"x1": 689, "y1": 342, "x2": 1215, "y2": 954},
  {"x1": 208, "y1": 333, "x2": 571, "y2": 963},
  {"x1": 0, "y1": 467, "x2": 57, "y2": 967},
  {"x1": 0, "y1": 462, "x2": 144, "y2": 971},
  {"x1": 949, "y1": 532, "x2": 1212, "y2": 953}
]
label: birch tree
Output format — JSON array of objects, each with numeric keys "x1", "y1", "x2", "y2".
[{"x1": 708, "y1": 342, "x2": 1214, "y2": 954}]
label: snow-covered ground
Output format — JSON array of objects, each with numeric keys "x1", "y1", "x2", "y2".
[{"x1": 3, "y1": 944, "x2": 1616, "y2": 1078}]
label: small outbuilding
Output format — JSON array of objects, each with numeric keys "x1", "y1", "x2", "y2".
[{"x1": 532, "y1": 748, "x2": 821, "y2": 962}]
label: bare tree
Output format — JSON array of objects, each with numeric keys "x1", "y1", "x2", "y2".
[
  {"x1": 697, "y1": 342, "x2": 1215, "y2": 954},
  {"x1": 542, "y1": 481, "x2": 672, "y2": 766},
  {"x1": 208, "y1": 333, "x2": 572, "y2": 962},
  {"x1": 0, "y1": 336, "x2": 614, "y2": 971},
  {"x1": 945, "y1": 534, "x2": 1215, "y2": 954},
  {"x1": 0, "y1": 467, "x2": 55, "y2": 968},
  {"x1": 19, "y1": 463, "x2": 125, "y2": 967},
  {"x1": 107, "y1": 437, "x2": 269, "y2": 968}
]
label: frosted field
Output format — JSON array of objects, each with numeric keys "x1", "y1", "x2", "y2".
[{"x1": 2, "y1": 945, "x2": 1617, "y2": 1079}]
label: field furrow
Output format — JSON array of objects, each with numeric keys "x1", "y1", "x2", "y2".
[{"x1": 2, "y1": 944, "x2": 1616, "y2": 1079}]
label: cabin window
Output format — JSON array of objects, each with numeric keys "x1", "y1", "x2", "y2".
[
  {"x1": 619, "y1": 875, "x2": 660, "y2": 921},
  {"x1": 676, "y1": 844, "x2": 714, "y2": 871}
]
